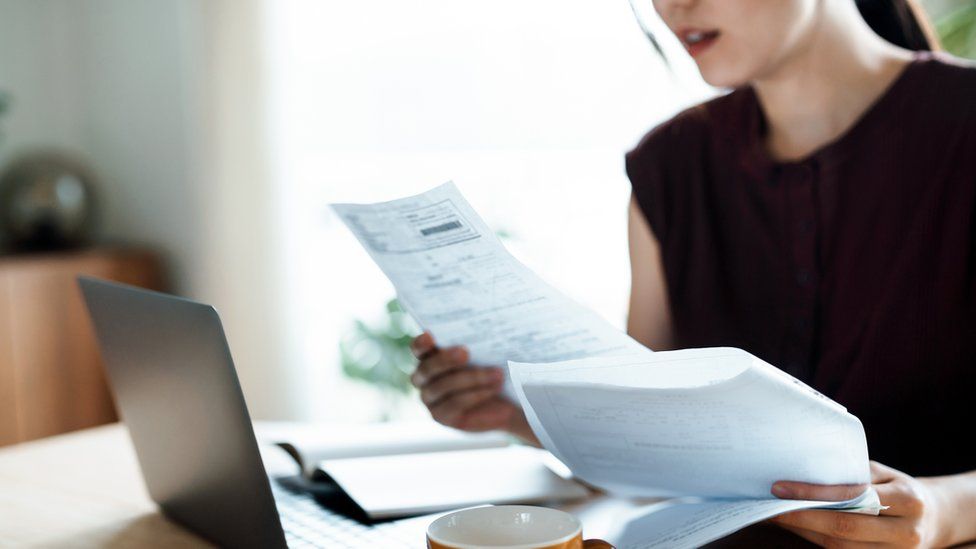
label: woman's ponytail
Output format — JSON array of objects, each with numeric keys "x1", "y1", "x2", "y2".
[{"x1": 855, "y1": 0, "x2": 941, "y2": 51}]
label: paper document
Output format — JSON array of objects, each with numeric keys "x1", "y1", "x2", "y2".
[
  {"x1": 331, "y1": 183, "x2": 648, "y2": 387},
  {"x1": 609, "y1": 491, "x2": 880, "y2": 549},
  {"x1": 510, "y1": 347, "x2": 883, "y2": 547}
]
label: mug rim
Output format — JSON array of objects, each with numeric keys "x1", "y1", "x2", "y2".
[{"x1": 426, "y1": 505, "x2": 582, "y2": 549}]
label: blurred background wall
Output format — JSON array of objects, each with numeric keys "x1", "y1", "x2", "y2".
[
  {"x1": 0, "y1": 0, "x2": 971, "y2": 427},
  {"x1": 0, "y1": 0, "x2": 292, "y2": 421}
]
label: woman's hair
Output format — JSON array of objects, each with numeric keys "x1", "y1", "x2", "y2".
[{"x1": 855, "y1": 0, "x2": 940, "y2": 50}]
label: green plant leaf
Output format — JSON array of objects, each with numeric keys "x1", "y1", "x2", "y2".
[
  {"x1": 936, "y1": 4, "x2": 976, "y2": 59},
  {"x1": 340, "y1": 298, "x2": 421, "y2": 396}
]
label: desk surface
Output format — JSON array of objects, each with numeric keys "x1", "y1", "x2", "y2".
[
  {"x1": 0, "y1": 424, "x2": 644, "y2": 548},
  {"x1": 0, "y1": 425, "x2": 209, "y2": 547}
]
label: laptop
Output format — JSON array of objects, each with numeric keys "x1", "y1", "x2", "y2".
[{"x1": 78, "y1": 276, "x2": 433, "y2": 548}]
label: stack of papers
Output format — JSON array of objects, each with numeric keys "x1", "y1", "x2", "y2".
[{"x1": 510, "y1": 349, "x2": 883, "y2": 547}]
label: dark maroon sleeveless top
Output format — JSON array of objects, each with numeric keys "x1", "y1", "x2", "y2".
[{"x1": 626, "y1": 52, "x2": 976, "y2": 477}]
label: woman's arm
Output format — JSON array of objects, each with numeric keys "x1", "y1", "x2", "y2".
[
  {"x1": 926, "y1": 469, "x2": 976, "y2": 545},
  {"x1": 627, "y1": 195, "x2": 675, "y2": 350}
]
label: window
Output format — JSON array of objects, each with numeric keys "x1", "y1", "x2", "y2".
[{"x1": 263, "y1": 0, "x2": 713, "y2": 420}]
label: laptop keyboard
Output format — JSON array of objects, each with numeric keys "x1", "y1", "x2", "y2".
[{"x1": 272, "y1": 478, "x2": 425, "y2": 548}]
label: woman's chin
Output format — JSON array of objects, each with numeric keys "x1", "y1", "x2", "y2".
[{"x1": 696, "y1": 63, "x2": 751, "y2": 89}]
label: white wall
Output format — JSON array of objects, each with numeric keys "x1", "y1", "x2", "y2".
[
  {"x1": 0, "y1": 0, "x2": 202, "y2": 289},
  {"x1": 0, "y1": 0, "x2": 294, "y2": 419}
]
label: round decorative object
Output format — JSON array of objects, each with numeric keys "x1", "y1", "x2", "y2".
[{"x1": 0, "y1": 153, "x2": 98, "y2": 251}]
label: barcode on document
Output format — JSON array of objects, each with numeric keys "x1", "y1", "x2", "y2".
[{"x1": 420, "y1": 221, "x2": 463, "y2": 236}]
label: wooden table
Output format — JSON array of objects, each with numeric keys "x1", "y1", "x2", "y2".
[
  {"x1": 0, "y1": 424, "x2": 645, "y2": 548},
  {"x1": 0, "y1": 425, "x2": 206, "y2": 548},
  {"x1": 6, "y1": 424, "x2": 970, "y2": 548}
]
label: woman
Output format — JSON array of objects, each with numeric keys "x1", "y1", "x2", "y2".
[{"x1": 409, "y1": 0, "x2": 976, "y2": 545}]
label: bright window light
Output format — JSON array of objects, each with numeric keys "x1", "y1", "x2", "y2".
[{"x1": 262, "y1": 0, "x2": 714, "y2": 421}]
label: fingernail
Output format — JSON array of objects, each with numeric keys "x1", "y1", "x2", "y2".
[
  {"x1": 771, "y1": 484, "x2": 793, "y2": 498},
  {"x1": 491, "y1": 369, "x2": 505, "y2": 381},
  {"x1": 451, "y1": 347, "x2": 467, "y2": 362}
]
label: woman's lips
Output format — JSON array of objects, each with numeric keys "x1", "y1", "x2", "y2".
[{"x1": 679, "y1": 29, "x2": 721, "y2": 58}]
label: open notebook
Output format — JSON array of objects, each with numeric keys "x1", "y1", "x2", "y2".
[
  {"x1": 255, "y1": 422, "x2": 589, "y2": 519},
  {"x1": 256, "y1": 421, "x2": 509, "y2": 478}
]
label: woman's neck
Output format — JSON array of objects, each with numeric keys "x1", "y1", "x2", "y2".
[{"x1": 752, "y1": 1, "x2": 914, "y2": 162}]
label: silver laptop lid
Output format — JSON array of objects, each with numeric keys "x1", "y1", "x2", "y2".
[{"x1": 79, "y1": 276, "x2": 287, "y2": 549}]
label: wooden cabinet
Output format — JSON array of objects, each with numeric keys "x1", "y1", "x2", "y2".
[{"x1": 0, "y1": 248, "x2": 164, "y2": 446}]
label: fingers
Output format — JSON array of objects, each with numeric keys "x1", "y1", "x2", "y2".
[
  {"x1": 771, "y1": 510, "x2": 912, "y2": 542},
  {"x1": 771, "y1": 481, "x2": 868, "y2": 502},
  {"x1": 875, "y1": 478, "x2": 926, "y2": 518},
  {"x1": 776, "y1": 524, "x2": 829, "y2": 547},
  {"x1": 410, "y1": 332, "x2": 436, "y2": 359},
  {"x1": 869, "y1": 460, "x2": 901, "y2": 484},
  {"x1": 410, "y1": 346, "x2": 469, "y2": 387},
  {"x1": 457, "y1": 400, "x2": 516, "y2": 431},
  {"x1": 429, "y1": 388, "x2": 501, "y2": 428},
  {"x1": 769, "y1": 464, "x2": 927, "y2": 546},
  {"x1": 776, "y1": 523, "x2": 878, "y2": 548},
  {"x1": 421, "y1": 368, "x2": 505, "y2": 407},
  {"x1": 408, "y1": 335, "x2": 512, "y2": 432}
]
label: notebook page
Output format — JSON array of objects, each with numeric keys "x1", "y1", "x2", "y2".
[{"x1": 317, "y1": 446, "x2": 590, "y2": 519}]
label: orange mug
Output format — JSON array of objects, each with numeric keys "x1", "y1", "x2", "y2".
[{"x1": 427, "y1": 505, "x2": 613, "y2": 549}]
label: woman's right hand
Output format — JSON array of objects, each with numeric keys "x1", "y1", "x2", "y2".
[{"x1": 410, "y1": 332, "x2": 538, "y2": 445}]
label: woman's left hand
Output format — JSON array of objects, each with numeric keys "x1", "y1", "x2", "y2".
[{"x1": 769, "y1": 461, "x2": 948, "y2": 547}]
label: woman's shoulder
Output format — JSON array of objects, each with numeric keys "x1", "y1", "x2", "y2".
[
  {"x1": 626, "y1": 88, "x2": 754, "y2": 179},
  {"x1": 911, "y1": 51, "x2": 976, "y2": 119},
  {"x1": 916, "y1": 50, "x2": 976, "y2": 80},
  {"x1": 625, "y1": 89, "x2": 756, "y2": 241}
]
